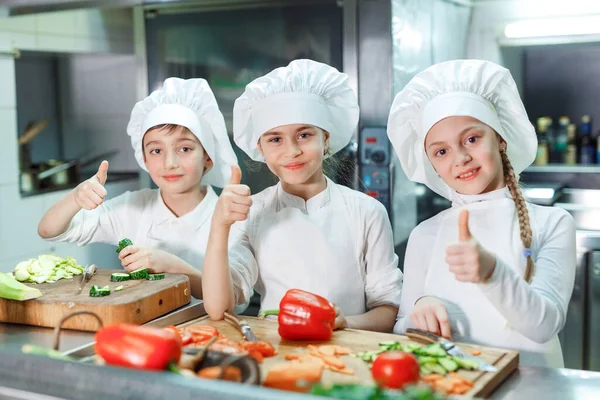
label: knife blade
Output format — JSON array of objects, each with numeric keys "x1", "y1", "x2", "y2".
[
  {"x1": 76, "y1": 264, "x2": 96, "y2": 295},
  {"x1": 224, "y1": 312, "x2": 258, "y2": 342},
  {"x1": 406, "y1": 328, "x2": 498, "y2": 372}
]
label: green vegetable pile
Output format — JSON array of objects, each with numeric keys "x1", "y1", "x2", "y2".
[
  {"x1": 116, "y1": 238, "x2": 133, "y2": 253},
  {"x1": 311, "y1": 384, "x2": 444, "y2": 400},
  {"x1": 13, "y1": 255, "x2": 84, "y2": 284},
  {"x1": 353, "y1": 341, "x2": 479, "y2": 376}
]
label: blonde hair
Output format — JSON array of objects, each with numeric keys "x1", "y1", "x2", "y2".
[{"x1": 501, "y1": 150, "x2": 535, "y2": 283}]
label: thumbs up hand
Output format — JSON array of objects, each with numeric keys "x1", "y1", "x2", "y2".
[
  {"x1": 73, "y1": 161, "x2": 109, "y2": 210},
  {"x1": 446, "y1": 210, "x2": 496, "y2": 283},
  {"x1": 213, "y1": 165, "x2": 252, "y2": 228}
]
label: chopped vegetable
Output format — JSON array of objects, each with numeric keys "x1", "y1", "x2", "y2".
[
  {"x1": 259, "y1": 288, "x2": 336, "y2": 341},
  {"x1": 129, "y1": 268, "x2": 149, "y2": 280},
  {"x1": 425, "y1": 372, "x2": 474, "y2": 395},
  {"x1": 114, "y1": 285, "x2": 124, "y2": 292},
  {"x1": 95, "y1": 324, "x2": 182, "y2": 370},
  {"x1": 21, "y1": 344, "x2": 73, "y2": 361},
  {"x1": 311, "y1": 384, "x2": 444, "y2": 400},
  {"x1": 110, "y1": 273, "x2": 130, "y2": 282},
  {"x1": 0, "y1": 273, "x2": 42, "y2": 301},
  {"x1": 89, "y1": 285, "x2": 111, "y2": 297},
  {"x1": 116, "y1": 238, "x2": 133, "y2": 253},
  {"x1": 263, "y1": 360, "x2": 324, "y2": 392},
  {"x1": 147, "y1": 273, "x2": 165, "y2": 281},
  {"x1": 13, "y1": 255, "x2": 84, "y2": 284},
  {"x1": 197, "y1": 366, "x2": 242, "y2": 382}
]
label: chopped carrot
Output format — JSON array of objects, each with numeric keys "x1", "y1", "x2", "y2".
[
  {"x1": 333, "y1": 345, "x2": 352, "y2": 355},
  {"x1": 450, "y1": 384, "x2": 471, "y2": 395},
  {"x1": 197, "y1": 366, "x2": 242, "y2": 382},
  {"x1": 322, "y1": 355, "x2": 346, "y2": 369},
  {"x1": 467, "y1": 349, "x2": 481, "y2": 356},
  {"x1": 285, "y1": 353, "x2": 300, "y2": 361},
  {"x1": 249, "y1": 350, "x2": 264, "y2": 363},
  {"x1": 307, "y1": 344, "x2": 319, "y2": 353},
  {"x1": 317, "y1": 345, "x2": 337, "y2": 357},
  {"x1": 310, "y1": 351, "x2": 324, "y2": 359},
  {"x1": 329, "y1": 366, "x2": 355, "y2": 375},
  {"x1": 263, "y1": 362, "x2": 324, "y2": 393},
  {"x1": 422, "y1": 374, "x2": 444, "y2": 383}
]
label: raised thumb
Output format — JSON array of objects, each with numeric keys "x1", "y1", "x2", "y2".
[
  {"x1": 458, "y1": 209, "x2": 472, "y2": 241},
  {"x1": 95, "y1": 160, "x2": 109, "y2": 185},
  {"x1": 229, "y1": 164, "x2": 242, "y2": 185}
]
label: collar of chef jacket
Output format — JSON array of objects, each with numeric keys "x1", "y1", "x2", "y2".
[
  {"x1": 450, "y1": 186, "x2": 512, "y2": 208},
  {"x1": 151, "y1": 185, "x2": 218, "y2": 231},
  {"x1": 274, "y1": 177, "x2": 333, "y2": 214}
]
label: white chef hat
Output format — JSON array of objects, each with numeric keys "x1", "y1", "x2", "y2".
[
  {"x1": 127, "y1": 77, "x2": 238, "y2": 188},
  {"x1": 387, "y1": 59, "x2": 537, "y2": 199},
  {"x1": 233, "y1": 59, "x2": 359, "y2": 162}
]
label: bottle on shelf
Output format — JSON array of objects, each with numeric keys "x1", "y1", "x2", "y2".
[
  {"x1": 552, "y1": 116, "x2": 569, "y2": 163},
  {"x1": 565, "y1": 123, "x2": 577, "y2": 165},
  {"x1": 534, "y1": 117, "x2": 549, "y2": 166},
  {"x1": 579, "y1": 115, "x2": 595, "y2": 164}
]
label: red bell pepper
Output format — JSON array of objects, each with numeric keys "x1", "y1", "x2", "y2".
[
  {"x1": 95, "y1": 324, "x2": 182, "y2": 371},
  {"x1": 260, "y1": 289, "x2": 336, "y2": 341}
]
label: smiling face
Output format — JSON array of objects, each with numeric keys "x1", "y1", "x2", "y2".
[
  {"x1": 257, "y1": 124, "x2": 329, "y2": 185},
  {"x1": 142, "y1": 124, "x2": 213, "y2": 194},
  {"x1": 424, "y1": 116, "x2": 506, "y2": 195}
]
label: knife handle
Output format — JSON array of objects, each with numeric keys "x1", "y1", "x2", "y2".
[
  {"x1": 224, "y1": 312, "x2": 249, "y2": 329},
  {"x1": 406, "y1": 328, "x2": 441, "y2": 344}
]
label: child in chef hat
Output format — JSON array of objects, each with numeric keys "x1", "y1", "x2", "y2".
[
  {"x1": 201, "y1": 59, "x2": 402, "y2": 332},
  {"x1": 38, "y1": 78, "x2": 238, "y2": 299},
  {"x1": 387, "y1": 59, "x2": 576, "y2": 368}
]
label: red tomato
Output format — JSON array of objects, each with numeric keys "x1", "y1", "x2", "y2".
[{"x1": 371, "y1": 351, "x2": 420, "y2": 389}]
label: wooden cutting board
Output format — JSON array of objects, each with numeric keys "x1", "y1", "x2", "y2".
[
  {"x1": 0, "y1": 269, "x2": 191, "y2": 331},
  {"x1": 181, "y1": 316, "x2": 519, "y2": 398}
]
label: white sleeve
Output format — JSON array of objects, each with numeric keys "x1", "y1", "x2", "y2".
[
  {"x1": 393, "y1": 226, "x2": 432, "y2": 334},
  {"x1": 46, "y1": 192, "x2": 134, "y2": 246},
  {"x1": 228, "y1": 219, "x2": 259, "y2": 306},
  {"x1": 477, "y1": 209, "x2": 576, "y2": 343},
  {"x1": 363, "y1": 201, "x2": 402, "y2": 310}
]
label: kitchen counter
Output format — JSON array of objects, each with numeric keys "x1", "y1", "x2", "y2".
[{"x1": 1, "y1": 302, "x2": 599, "y2": 399}]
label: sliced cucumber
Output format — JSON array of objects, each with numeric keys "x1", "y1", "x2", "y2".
[
  {"x1": 420, "y1": 365, "x2": 432, "y2": 375},
  {"x1": 89, "y1": 285, "x2": 110, "y2": 297},
  {"x1": 402, "y1": 343, "x2": 423, "y2": 353},
  {"x1": 424, "y1": 362, "x2": 447, "y2": 375},
  {"x1": 129, "y1": 268, "x2": 149, "y2": 280},
  {"x1": 453, "y1": 356, "x2": 479, "y2": 370},
  {"x1": 114, "y1": 285, "x2": 124, "y2": 292},
  {"x1": 417, "y1": 356, "x2": 438, "y2": 365},
  {"x1": 147, "y1": 273, "x2": 165, "y2": 281},
  {"x1": 110, "y1": 273, "x2": 130, "y2": 282},
  {"x1": 438, "y1": 357, "x2": 459, "y2": 372},
  {"x1": 417, "y1": 343, "x2": 447, "y2": 357}
]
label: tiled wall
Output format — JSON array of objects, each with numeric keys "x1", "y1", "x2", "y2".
[{"x1": 0, "y1": 8, "x2": 139, "y2": 273}]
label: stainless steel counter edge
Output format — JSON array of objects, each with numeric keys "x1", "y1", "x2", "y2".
[{"x1": 62, "y1": 299, "x2": 207, "y2": 358}]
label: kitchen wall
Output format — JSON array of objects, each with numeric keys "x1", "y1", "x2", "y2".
[{"x1": 0, "y1": 8, "x2": 139, "y2": 273}]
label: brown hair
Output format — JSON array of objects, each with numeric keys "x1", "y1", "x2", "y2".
[{"x1": 501, "y1": 150, "x2": 535, "y2": 283}]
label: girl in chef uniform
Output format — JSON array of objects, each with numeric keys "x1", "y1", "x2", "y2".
[
  {"x1": 38, "y1": 78, "x2": 238, "y2": 299},
  {"x1": 202, "y1": 59, "x2": 402, "y2": 332},
  {"x1": 388, "y1": 59, "x2": 576, "y2": 368}
]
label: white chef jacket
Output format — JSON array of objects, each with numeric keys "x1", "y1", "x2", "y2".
[
  {"x1": 48, "y1": 187, "x2": 217, "y2": 274},
  {"x1": 228, "y1": 177, "x2": 403, "y2": 316},
  {"x1": 394, "y1": 187, "x2": 576, "y2": 368}
]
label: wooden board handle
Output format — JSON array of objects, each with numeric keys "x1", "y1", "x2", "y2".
[{"x1": 405, "y1": 328, "x2": 441, "y2": 344}]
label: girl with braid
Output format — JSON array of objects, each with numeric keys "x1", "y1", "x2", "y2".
[{"x1": 387, "y1": 60, "x2": 576, "y2": 368}]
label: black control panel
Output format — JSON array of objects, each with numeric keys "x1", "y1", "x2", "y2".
[{"x1": 359, "y1": 127, "x2": 392, "y2": 217}]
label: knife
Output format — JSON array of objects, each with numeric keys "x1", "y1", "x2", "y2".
[
  {"x1": 76, "y1": 264, "x2": 97, "y2": 295},
  {"x1": 224, "y1": 312, "x2": 258, "y2": 342},
  {"x1": 406, "y1": 328, "x2": 498, "y2": 372}
]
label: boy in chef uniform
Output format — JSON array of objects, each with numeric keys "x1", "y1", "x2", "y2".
[
  {"x1": 38, "y1": 78, "x2": 238, "y2": 299},
  {"x1": 202, "y1": 59, "x2": 403, "y2": 332},
  {"x1": 388, "y1": 59, "x2": 576, "y2": 367}
]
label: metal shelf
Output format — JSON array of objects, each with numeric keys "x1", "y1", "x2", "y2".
[{"x1": 525, "y1": 165, "x2": 600, "y2": 174}]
